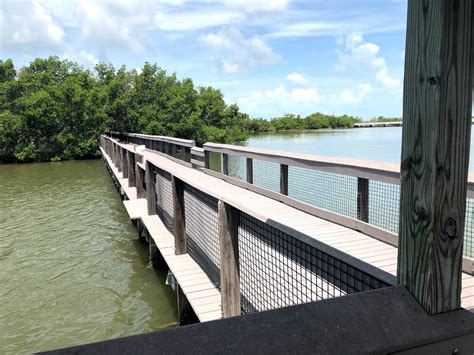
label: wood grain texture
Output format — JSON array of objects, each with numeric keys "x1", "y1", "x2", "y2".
[
  {"x1": 127, "y1": 151, "x2": 133, "y2": 187},
  {"x1": 218, "y1": 200, "x2": 241, "y2": 317},
  {"x1": 246, "y1": 158, "x2": 253, "y2": 184},
  {"x1": 221, "y1": 153, "x2": 229, "y2": 175},
  {"x1": 145, "y1": 161, "x2": 157, "y2": 215},
  {"x1": 135, "y1": 163, "x2": 145, "y2": 199},
  {"x1": 398, "y1": 0, "x2": 473, "y2": 314},
  {"x1": 172, "y1": 176, "x2": 187, "y2": 255},
  {"x1": 280, "y1": 164, "x2": 288, "y2": 195},
  {"x1": 357, "y1": 178, "x2": 369, "y2": 223}
]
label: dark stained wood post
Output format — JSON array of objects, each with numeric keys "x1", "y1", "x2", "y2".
[
  {"x1": 280, "y1": 164, "x2": 288, "y2": 195},
  {"x1": 357, "y1": 177, "x2": 369, "y2": 223},
  {"x1": 135, "y1": 163, "x2": 145, "y2": 199},
  {"x1": 127, "y1": 151, "x2": 134, "y2": 187},
  {"x1": 145, "y1": 161, "x2": 157, "y2": 215},
  {"x1": 172, "y1": 176, "x2": 186, "y2": 255},
  {"x1": 221, "y1": 153, "x2": 229, "y2": 175},
  {"x1": 122, "y1": 149, "x2": 128, "y2": 179},
  {"x1": 204, "y1": 151, "x2": 210, "y2": 169},
  {"x1": 218, "y1": 200, "x2": 241, "y2": 317},
  {"x1": 246, "y1": 158, "x2": 253, "y2": 184},
  {"x1": 398, "y1": 0, "x2": 473, "y2": 315},
  {"x1": 118, "y1": 147, "x2": 123, "y2": 173}
]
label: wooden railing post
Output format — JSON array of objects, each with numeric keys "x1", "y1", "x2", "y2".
[
  {"x1": 136, "y1": 161, "x2": 145, "y2": 199},
  {"x1": 145, "y1": 161, "x2": 157, "y2": 215},
  {"x1": 122, "y1": 149, "x2": 128, "y2": 179},
  {"x1": 280, "y1": 164, "x2": 288, "y2": 195},
  {"x1": 172, "y1": 176, "x2": 186, "y2": 255},
  {"x1": 221, "y1": 153, "x2": 228, "y2": 175},
  {"x1": 246, "y1": 158, "x2": 253, "y2": 184},
  {"x1": 127, "y1": 151, "x2": 134, "y2": 187},
  {"x1": 357, "y1": 177, "x2": 369, "y2": 223},
  {"x1": 204, "y1": 151, "x2": 210, "y2": 169},
  {"x1": 398, "y1": 0, "x2": 473, "y2": 314},
  {"x1": 218, "y1": 200, "x2": 240, "y2": 317}
]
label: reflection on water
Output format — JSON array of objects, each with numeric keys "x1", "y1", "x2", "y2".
[{"x1": 0, "y1": 160, "x2": 177, "y2": 354}]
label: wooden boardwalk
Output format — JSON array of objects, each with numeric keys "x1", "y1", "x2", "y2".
[
  {"x1": 102, "y1": 147, "x2": 222, "y2": 322},
  {"x1": 102, "y1": 141, "x2": 474, "y2": 313}
]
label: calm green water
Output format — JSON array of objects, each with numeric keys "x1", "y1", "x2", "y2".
[
  {"x1": 0, "y1": 160, "x2": 177, "y2": 354},
  {"x1": 247, "y1": 127, "x2": 474, "y2": 171}
]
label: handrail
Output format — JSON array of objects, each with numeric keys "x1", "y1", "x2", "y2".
[
  {"x1": 110, "y1": 131, "x2": 195, "y2": 147},
  {"x1": 203, "y1": 142, "x2": 474, "y2": 194}
]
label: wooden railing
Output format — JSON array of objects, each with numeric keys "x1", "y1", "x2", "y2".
[{"x1": 202, "y1": 142, "x2": 474, "y2": 273}]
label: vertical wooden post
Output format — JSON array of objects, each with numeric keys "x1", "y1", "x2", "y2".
[
  {"x1": 204, "y1": 151, "x2": 210, "y2": 169},
  {"x1": 118, "y1": 147, "x2": 123, "y2": 173},
  {"x1": 218, "y1": 200, "x2": 240, "y2": 317},
  {"x1": 221, "y1": 153, "x2": 229, "y2": 175},
  {"x1": 136, "y1": 163, "x2": 145, "y2": 199},
  {"x1": 280, "y1": 164, "x2": 288, "y2": 195},
  {"x1": 122, "y1": 149, "x2": 128, "y2": 179},
  {"x1": 127, "y1": 151, "x2": 133, "y2": 187},
  {"x1": 357, "y1": 177, "x2": 369, "y2": 223},
  {"x1": 398, "y1": 0, "x2": 473, "y2": 314},
  {"x1": 246, "y1": 158, "x2": 253, "y2": 184},
  {"x1": 172, "y1": 176, "x2": 186, "y2": 255},
  {"x1": 145, "y1": 161, "x2": 157, "y2": 215}
]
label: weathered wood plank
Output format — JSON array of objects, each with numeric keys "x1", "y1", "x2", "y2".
[
  {"x1": 246, "y1": 158, "x2": 253, "y2": 184},
  {"x1": 145, "y1": 161, "x2": 157, "y2": 215},
  {"x1": 218, "y1": 200, "x2": 241, "y2": 317},
  {"x1": 280, "y1": 164, "x2": 288, "y2": 195},
  {"x1": 357, "y1": 177, "x2": 369, "y2": 222},
  {"x1": 172, "y1": 176, "x2": 186, "y2": 255},
  {"x1": 398, "y1": 0, "x2": 473, "y2": 314}
]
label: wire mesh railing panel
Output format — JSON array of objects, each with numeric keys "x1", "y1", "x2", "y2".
[
  {"x1": 368, "y1": 181, "x2": 400, "y2": 234},
  {"x1": 184, "y1": 184, "x2": 221, "y2": 287},
  {"x1": 288, "y1": 167, "x2": 358, "y2": 219},
  {"x1": 252, "y1": 159, "x2": 280, "y2": 193},
  {"x1": 155, "y1": 168, "x2": 174, "y2": 234},
  {"x1": 465, "y1": 198, "x2": 474, "y2": 258},
  {"x1": 227, "y1": 155, "x2": 247, "y2": 181},
  {"x1": 238, "y1": 212, "x2": 391, "y2": 314}
]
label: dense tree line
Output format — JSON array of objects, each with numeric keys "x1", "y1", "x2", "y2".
[
  {"x1": 0, "y1": 57, "x2": 250, "y2": 162},
  {"x1": 0, "y1": 56, "x2": 393, "y2": 163},
  {"x1": 243, "y1": 113, "x2": 361, "y2": 133}
]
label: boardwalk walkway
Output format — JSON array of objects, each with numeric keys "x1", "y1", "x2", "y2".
[{"x1": 102, "y1": 139, "x2": 474, "y2": 313}]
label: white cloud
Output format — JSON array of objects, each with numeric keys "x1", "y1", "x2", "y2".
[
  {"x1": 338, "y1": 83, "x2": 372, "y2": 104},
  {"x1": 155, "y1": 10, "x2": 242, "y2": 31},
  {"x1": 286, "y1": 72, "x2": 309, "y2": 85},
  {"x1": 80, "y1": 50, "x2": 99, "y2": 65},
  {"x1": 335, "y1": 32, "x2": 401, "y2": 88},
  {"x1": 223, "y1": 0, "x2": 288, "y2": 13},
  {"x1": 1, "y1": 0, "x2": 65, "y2": 52},
  {"x1": 200, "y1": 27, "x2": 279, "y2": 74},
  {"x1": 291, "y1": 87, "x2": 320, "y2": 103}
]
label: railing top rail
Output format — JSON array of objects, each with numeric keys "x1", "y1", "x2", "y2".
[
  {"x1": 110, "y1": 132, "x2": 195, "y2": 147},
  {"x1": 203, "y1": 142, "x2": 474, "y2": 189}
]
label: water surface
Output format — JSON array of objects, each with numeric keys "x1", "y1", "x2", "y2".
[{"x1": 0, "y1": 160, "x2": 177, "y2": 354}]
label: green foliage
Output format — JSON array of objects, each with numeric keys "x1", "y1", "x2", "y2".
[
  {"x1": 369, "y1": 116, "x2": 402, "y2": 122},
  {"x1": 0, "y1": 56, "x2": 249, "y2": 162}
]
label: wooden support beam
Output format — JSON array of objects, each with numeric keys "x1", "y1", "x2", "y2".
[
  {"x1": 127, "y1": 151, "x2": 134, "y2": 187},
  {"x1": 122, "y1": 149, "x2": 128, "y2": 179},
  {"x1": 204, "y1": 151, "x2": 210, "y2": 169},
  {"x1": 357, "y1": 177, "x2": 369, "y2": 223},
  {"x1": 398, "y1": 0, "x2": 473, "y2": 314},
  {"x1": 135, "y1": 163, "x2": 145, "y2": 199},
  {"x1": 221, "y1": 153, "x2": 229, "y2": 175},
  {"x1": 246, "y1": 158, "x2": 253, "y2": 184},
  {"x1": 280, "y1": 164, "x2": 288, "y2": 195},
  {"x1": 145, "y1": 161, "x2": 157, "y2": 215},
  {"x1": 218, "y1": 200, "x2": 241, "y2": 317},
  {"x1": 172, "y1": 176, "x2": 186, "y2": 255}
]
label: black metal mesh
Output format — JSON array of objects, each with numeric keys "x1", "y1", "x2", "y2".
[
  {"x1": 288, "y1": 167, "x2": 358, "y2": 219},
  {"x1": 465, "y1": 197, "x2": 474, "y2": 258},
  {"x1": 184, "y1": 184, "x2": 221, "y2": 288},
  {"x1": 368, "y1": 181, "x2": 400, "y2": 234},
  {"x1": 252, "y1": 159, "x2": 280, "y2": 193},
  {"x1": 155, "y1": 168, "x2": 174, "y2": 233},
  {"x1": 227, "y1": 155, "x2": 247, "y2": 181},
  {"x1": 238, "y1": 212, "x2": 392, "y2": 313}
]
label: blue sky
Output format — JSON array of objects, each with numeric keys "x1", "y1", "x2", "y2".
[{"x1": 1, "y1": 0, "x2": 408, "y2": 119}]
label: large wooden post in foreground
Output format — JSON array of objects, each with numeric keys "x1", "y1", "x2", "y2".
[{"x1": 398, "y1": 0, "x2": 473, "y2": 314}]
